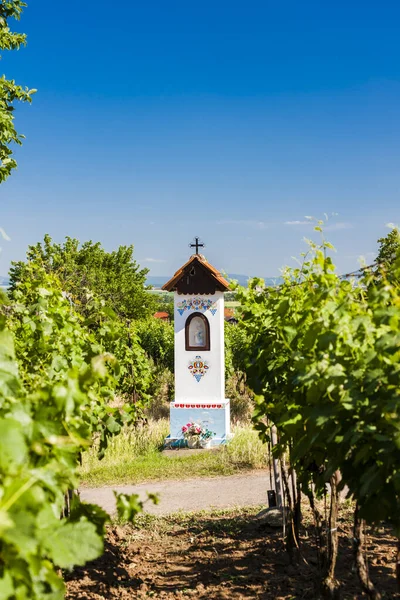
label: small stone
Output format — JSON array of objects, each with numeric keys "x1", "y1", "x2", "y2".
[{"x1": 255, "y1": 507, "x2": 287, "y2": 527}]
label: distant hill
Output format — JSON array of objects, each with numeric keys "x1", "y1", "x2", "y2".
[
  {"x1": 0, "y1": 276, "x2": 9, "y2": 289},
  {"x1": 225, "y1": 274, "x2": 283, "y2": 287},
  {"x1": 146, "y1": 274, "x2": 283, "y2": 289},
  {"x1": 145, "y1": 276, "x2": 170, "y2": 289},
  {"x1": 1, "y1": 273, "x2": 282, "y2": 291}
]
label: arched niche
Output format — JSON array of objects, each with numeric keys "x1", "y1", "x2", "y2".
[{"x1": 185, "y1": 312, "x2": 210, "y2": 351}]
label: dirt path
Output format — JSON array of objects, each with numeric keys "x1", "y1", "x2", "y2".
[{"x1": 80, "y1": 471, "x2": 271, "y2": 515}]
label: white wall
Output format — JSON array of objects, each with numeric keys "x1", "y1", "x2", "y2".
[
  {"x1": 174, "y1": 291, "x2": 225, "y2": 403},
  {"x1": 170, "y1": 400, "x2": 230, "y2": 440}
]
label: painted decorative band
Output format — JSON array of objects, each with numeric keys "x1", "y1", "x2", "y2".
[
  {"x1": 172, "y1": 403, "x2": 224, "y2": 409},
  {"x1": 177, "y1": 297, "x2": 218, "y2": 316}
]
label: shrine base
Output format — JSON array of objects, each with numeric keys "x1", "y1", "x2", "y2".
[{"x1": 167, "y1": 399, "x2": 231, "y2": 447}]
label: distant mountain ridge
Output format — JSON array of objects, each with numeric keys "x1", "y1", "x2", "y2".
[
  {"x1": 0, "y1": 276, "x2": 9, "y2": 289},
  {"x1": 146, "y1": 274, "x2": 283, "y2": 289},
  {"x1": 1, "y1": 274, "x2": 283, "y2": 290}
]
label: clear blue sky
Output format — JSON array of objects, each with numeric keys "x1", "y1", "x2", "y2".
[{"x1": 1, "y1": 0, "x2": 400, "y2": 278}]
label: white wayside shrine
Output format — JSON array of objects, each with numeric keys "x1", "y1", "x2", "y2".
[{"x1": 162, "y1": 239, "x2": 231, "y2": 446}]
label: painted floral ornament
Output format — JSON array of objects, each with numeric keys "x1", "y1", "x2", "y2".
[
  {"x1": 188, "y1": 355, "x2": 209, "y2": 382},
  {"x1": 177, "y1": 297, "x2": 217, "y2": 316}
]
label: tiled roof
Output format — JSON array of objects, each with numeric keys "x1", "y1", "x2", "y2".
[
  {"x1": 162, "y1": 254, "x2": 230, "y2": 292},
  {"x1": 154, "y1": 311, "x2": 169, "y2": 318}
]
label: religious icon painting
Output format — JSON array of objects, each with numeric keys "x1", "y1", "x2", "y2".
[
  {"x1": 185, "y1": 313, "x2": 210, "y2": 351},
  {"x1": 188, "y1": 355, "x2": 209, "y2": 382}
]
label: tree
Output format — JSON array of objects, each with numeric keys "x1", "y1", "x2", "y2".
[
  {"x1": 0, "y1": 1, "x2": 36, "y2": 182},
  {"x1": 9, "y1": 234, "x2": 158, "y2": 319},
  {"x1": 375, "y1": 227, "x2": 400, "y2": 281}
]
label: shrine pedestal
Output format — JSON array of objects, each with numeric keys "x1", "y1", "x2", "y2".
[{"x1": 168, "y1": 399, "x2": 231, "y2": 447}]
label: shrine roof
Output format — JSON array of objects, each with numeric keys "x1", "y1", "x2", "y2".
[{"x1": 162, "y1": 254, "x2": 230, "y2": 293}]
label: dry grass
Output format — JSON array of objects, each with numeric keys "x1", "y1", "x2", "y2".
[{"x1": 79, "y1": 420, "x2": 268, "y2": 487}]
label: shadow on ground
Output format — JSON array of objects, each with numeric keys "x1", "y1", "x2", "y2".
[{"x1": 65, "y1": 511, "x2": 399, "y2": 599}]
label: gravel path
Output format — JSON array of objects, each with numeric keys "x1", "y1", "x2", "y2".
[{"x1": 80, "y1": 471, "x2": 270, "y2": 516}]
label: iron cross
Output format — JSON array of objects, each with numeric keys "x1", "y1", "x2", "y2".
[{"x1": 189, "y1": 236, "x2": 205, "y2": 254}]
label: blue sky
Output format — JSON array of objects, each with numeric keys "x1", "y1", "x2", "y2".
[{"x1": 1, "y1": 0, "x2": 400, "y2": 278}]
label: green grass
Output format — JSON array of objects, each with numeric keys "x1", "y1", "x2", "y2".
[
  {"x1": 79, "y1": 420, "x2": 267, "y2": 487},
  {"x1": 224, "y1": 300, "x2": 240, "y2": 308}
]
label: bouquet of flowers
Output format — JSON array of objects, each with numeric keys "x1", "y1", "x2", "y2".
[
  {"x1": 181, "y1": 422, "x2": 215, "y2": 447},
  {"x1": 200, "y1": 428, "x2": 215, "y2": 441},
  {"x1": 181, "y1": 422, "x2": 202, "y2": 439}
]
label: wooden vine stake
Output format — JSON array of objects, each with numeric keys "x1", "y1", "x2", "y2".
[
  {"x1": 397, "y1": 538, "x2": 400, "y2": 593},
  {"x1": 353, "y1": 504, "x2": 381, "y2": 600},
  {"x1": 321, "y1": 472, "x2": 340, "y2": 599}
]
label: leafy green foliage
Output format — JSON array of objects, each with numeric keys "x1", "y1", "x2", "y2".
[
  {"x1": 224, "y1": 324, "x2": 254, "y2": 421},
  {"x1": 0, "y1": 1, "x2": 36, "y2": 182},
  {"x1": 135, "y1": 317, "x2": 174, "y2": 371},
  {"x1": 0, "y1": 314, "x2": 108, "y2": 597},
  {"x1": 237, "y1": 228, "x2": 400, "y2": 533},
  {"x1": 0, "y1": 265, "x2": 156, "y2": 597},
  {"x1": 85, "y1": 294, "x2": 153, "y2": 407},
  {"x1": 0, "y1": 286, "x2": 9, "y2": 304},
  {"x1": 9, "y1": 246, "x2": 154, "y2": 407},
  {"x1": 134, "y1": 318, "x2": 175, "y2": 416},
  {"x1": 9, "y1": 234, "x2": 157, "y2": 319},
  {"x1": 7, "y1": 264, "x2": 152, "y2": 450},
  {"x1": 153, "y1": 290, "x2": 174, "y2": 320},
  {"x1": 375, "y1": 226, "x2": 400, "y2": 282},
  {"x1": 224, "y1": 321, "x2": 249, "y2": 376},
  {"x1": 115, "y1": 491, "x2": 159, "y2": 522},
  {"x1": 146, "y1": 367, "x2": 175, "y2": 419}
]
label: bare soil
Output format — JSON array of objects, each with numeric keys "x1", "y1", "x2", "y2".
[{"x1": 65, "y1": 506, "x2": 399, "y2": 599}]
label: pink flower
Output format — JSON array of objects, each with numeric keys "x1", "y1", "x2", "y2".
[{"x1": 182, "y1": 426, "x2": 187, "y2": 433}]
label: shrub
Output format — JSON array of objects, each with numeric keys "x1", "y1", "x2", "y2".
[
  {"x1": 146, "y1": 365, "x2": 175, "y2": 419},
  {"x1": 135, "y1": 318, "x2": 174, "y2": 371},
  {"x1": 226, "y1": 371, "x2": 254, "y2": 423}
]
